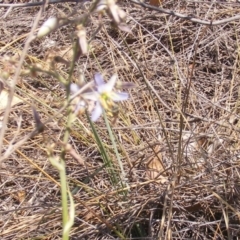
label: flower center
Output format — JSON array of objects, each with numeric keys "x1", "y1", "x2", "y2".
[{"x1": 100, "y1": 92, "x2": 114, "y2": 110}]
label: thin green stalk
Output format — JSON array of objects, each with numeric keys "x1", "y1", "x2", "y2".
[
  {"x1": 58, "y1": 39, "x2": 81, "y2": 239},
  {"x1": 60, "y1": 110, "x2": 76, "y2": 240},
  {"x1": 63, "y1": 189, "x2": 75, "y2": 237},
  {"x1": 59, "y1": 159, "x2": 69, "y2": 240},
  {"x1": 87, "y1": 113, "x2": 119, "y2": 185},
  {"x1": 103, "y1": 111, "x2": 129, "y2": 190}
]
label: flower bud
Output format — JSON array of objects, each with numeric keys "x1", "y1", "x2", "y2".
[
  {"x1": 96, "y1": 0, "x2": 107, "y2": 12},
  {"x1": 37, "y1": 17, "x2": 58, "y2": 38},
  {"x1": 76, "y1": 25, "x2": 88, "y2": 55}
]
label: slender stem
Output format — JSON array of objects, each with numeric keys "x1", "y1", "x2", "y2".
[
  {"x1": 59, "y1": 159, "x2": 69, "y2": 240},
  {"x1": 103, "y1": 112, "x2": 129, "y2": 190},
  {"x1": 60, "y1": 110, "x2": 75, "y2": 240},
  {"x1": 59, "y1": 35, "x2": 76, "y2": 236},
  {"x1": 59, "y1": 38, "x2": 80, "y2": 239},
  {"x1": 87, "y1": 113, "x2": 118, "y2": 185}
]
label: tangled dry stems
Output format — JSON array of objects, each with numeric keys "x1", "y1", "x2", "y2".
[{"x1": 0, "y1": 0, "x2": 240, "y2": 239}]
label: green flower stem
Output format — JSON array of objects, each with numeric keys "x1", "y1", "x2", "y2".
[
  {"x1": 103, "y1": 111, "x2": 129, "y2": 191},
  {"x1": 60, "y1": 110, "x2": 76, "y2": 240},
  {"x1": 59, "y1": 158, "x2": 69, "y2": 240},
  {"x1": 87, "y1": 112, "x2": 119, "y2": 185},
  {"x1": 59, "y1": 40, "x2": 80, "y2": 239}
]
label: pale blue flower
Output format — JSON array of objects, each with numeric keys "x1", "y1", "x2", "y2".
[
  {"x1": 69, "y1": 73, "x2": 131, "y2": 121},
  {"x1": 84, "y1": 73, "x2": 129, "y2": 121},
  {"x1": 69, "y1": 83, "x2": 87, "y2": 114}
]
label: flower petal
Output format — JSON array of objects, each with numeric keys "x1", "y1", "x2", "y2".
[
  {"x1": 82, "y1": 91, "x2": 99, "y2": 101},
  {"x1": 111, "y1": 92, "x2": 129, "y2": 101},
  {"x1": 91, "y1": 102, "x2": 103, "y2": 122},
  {"x1": 94, "y1": 73, "x2": 105, "y2": 86},
  {"x1": 116, "y1": 81, "x2": 136, "y2": 89},
  {"x1": 98, "y1": 74, "x2": 117, "y2": 93},
  {"x1": 70, "y1": 83, "x2": 80, "y2": 93},
  {"x1": 75, "y1": 100, "x2": 86, "y2": 113}
]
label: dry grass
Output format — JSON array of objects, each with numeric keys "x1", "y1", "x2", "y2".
[{"x1": 1, "y1": 0, "x2": 240, "y2": 239}]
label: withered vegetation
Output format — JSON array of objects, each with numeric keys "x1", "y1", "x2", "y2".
[{"x1": 0, "y1": 0, "x2": 240, "y2": 239}]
